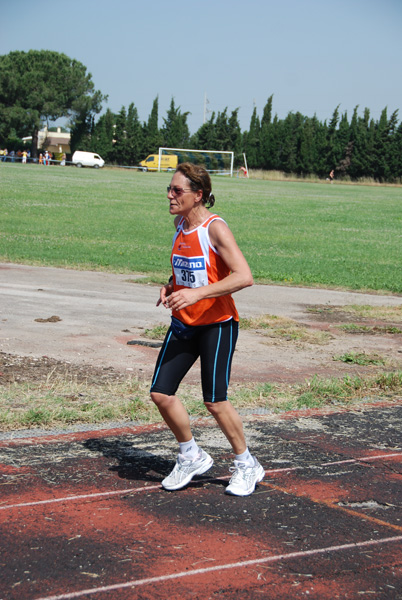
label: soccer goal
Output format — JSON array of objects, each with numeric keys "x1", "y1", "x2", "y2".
[{"x1": 158, "y1": 147, "x2": 235, "y2": 177}]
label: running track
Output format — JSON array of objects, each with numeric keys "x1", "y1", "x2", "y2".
[{"x1": 1, "y1": 402, "x2": 401, "y2": 599}]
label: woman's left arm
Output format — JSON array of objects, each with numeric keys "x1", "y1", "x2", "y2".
[{"x1": 206, "y1": 218, "x2": 253, "y2": 296}]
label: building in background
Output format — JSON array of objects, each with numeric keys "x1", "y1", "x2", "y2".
[{"x1": 22, "y1": 127, "x2": 71, "y2": 158}]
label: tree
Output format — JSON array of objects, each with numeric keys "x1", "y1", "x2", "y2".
[
  {"x1": 325, "y1": 105, "x2": 340, "y2": 171},
  {"x1": 228, "y1": 109, "x2": 242, "y2": 156},
  {"x1": 125, "y1": 102, "x2": 143, "y2": 165},
  {"x1": 244, "y1": 107, "x2": 260, "y2": 168},
  {"x1": 261, "y1": 95, "x2": 273, "y2": 129},
  {"x1": 142, "y1": 96, "x2": 163, "y2": 156},
  {"x1": 69, "y1": 112, "x2": 93, "y2": 153},
  {"x1": 161, "y1": 97, "x2": 190, "y2": 149},
  {"x1": 349, "y1": 106, "x2": 371, "y2": 179},
  {"x1": 0, "y1": 50, "x2": 106, "y2": 157},
  {"x1": 333, "y1": 111, "x2": 351, "y2": 177},
  {"x1": 111, "y1": 106, "x2": 128, "y2": 164},
  {"x1": 89, "y1": 109, "x2": 115, "y2": 161},
  {"x1": 190, "y1": 113, "x2": 217, "y2": 150},
  {"x1": 214, "y1": 108, "x2": 231, "y2": 150}
]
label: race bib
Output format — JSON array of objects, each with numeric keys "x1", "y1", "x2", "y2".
[{"x1": 172, "y1": 254, "x2": 208, "y2": 288}]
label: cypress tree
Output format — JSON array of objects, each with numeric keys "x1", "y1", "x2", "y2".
[
  {"x1": 387, "y1": 115, "x2": 402, "y2": 181},
  {"x1": 143, "y1": 96, "x2": 162, "y2": 155},
  {"x1": 89, "y1": 109, "x2": 115, "y2": 161},
  {"x1": 333, "y1": 111, "x2": 350, "y2": 177},
  {"x1": 214, "y1": 108, "x2": 231, "y2": 150},
  {"x1": 259, "y1": 95, "x2": 274, "y2": 169},
  {"x1": 228, "y1": 108, "x2": 242, "y2": 157},
  {"x1": 325, "y1": 105, "x2": 340, "y2": 174},
  {"x1": 298, "y1": 116, "x2": 315, "y2": 175},
  {"x1": 112, "y1": 106, "x2": 127, "y2": 164},
  {"x1": 244, "y1": 107, "x2": 260, "y2": 168},
  {"x1": 161, "y1": 97, "x2": 190, "y2": 148},
  {"x1": 349, "y1": 107, "x2": 367, "y2": 179},
  {"x1": 261, "y1": 95, "x2": 273, "y2": 128},
  {"x1": 126, "y1": 102, "x2": 143, "y2": 165},
  {"x1": 69, "y1": 111, "x2": 92, "y2": 153},
  {"x1": 191, "y1": 113, "x2": 217, "y2": 150}
]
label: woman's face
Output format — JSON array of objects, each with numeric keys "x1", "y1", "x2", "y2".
[{"x1": 167, "y1": 172, "x2": 201, "y2": 216}]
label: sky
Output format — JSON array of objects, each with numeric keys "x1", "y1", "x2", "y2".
[{"x1": 1, "y1": 0, "x2": 401, "y2": 135}]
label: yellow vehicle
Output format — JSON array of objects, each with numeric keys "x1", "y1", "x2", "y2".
[{"x1": 139, "y1": 154, "x2": 178, "y2": 172}]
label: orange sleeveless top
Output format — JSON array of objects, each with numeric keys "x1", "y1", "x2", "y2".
[{"x1": 170, "y1": 214, "x2": 239, "y2": 326}]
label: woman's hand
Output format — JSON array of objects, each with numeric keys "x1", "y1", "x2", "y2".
[
  {"x1": 164, "y1": 287, "x2": 201, "y2": 311},
  {"x1": 156, "y1": 282, "x2": 173, "y2": 307}
]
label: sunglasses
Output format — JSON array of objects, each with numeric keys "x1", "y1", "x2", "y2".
[{"x1": 167, "y1": 185, "x2": 193, "y2": 196}]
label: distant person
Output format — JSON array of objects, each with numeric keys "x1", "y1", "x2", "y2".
[
  {"x1": 150, "y1": 162, "x2": 265, "y2": 497},
  {"x1": 10, "y1": 150, "x2": 15, "y2": 163},
  {"x1": 60, "y1": 153, "x2": 66, "y2": 166},
  {"x1": 39, "y1": 153, "x2": 43, "y2": 165},
  {"x1": 328, "y1": 169, "x2": 335, "y2": 183},
  {"x1": 44, "y1": 150, "x2": 49, "y2": 166},
  {"x1": 22, "y1": 150, "x2": 27, "y2": 164}
]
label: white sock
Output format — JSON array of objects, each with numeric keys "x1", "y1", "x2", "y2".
[
  {"x1": 235, "y1": 448, "x2": 254, "y2": 466},
  {"x1": 179, "y1": 437, "x2": 199, "y2": 460}
]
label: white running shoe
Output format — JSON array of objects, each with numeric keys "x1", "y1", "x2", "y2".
[
  {"x1": 225, "y1": 458, "x2": 265, "y2": 496},
  {"x1": 162, "y1": 449, "x2": 214, "y2": 491}
]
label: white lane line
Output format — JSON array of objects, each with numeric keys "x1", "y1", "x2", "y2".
[
  {"x1": 0, "y1": 484, "x2": 161, "y2": 510},
  {"x1": 1, "y1": 452, "x2": 400, "y2": 512},
  {"x1": 33, "y1": 535, "x2": 402, "y2": 600}
]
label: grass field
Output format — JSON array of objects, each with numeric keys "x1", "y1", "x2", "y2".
[
  {"x1": 1, "y1": 163, "x2": 402, "y2": 428},
  {"x1": 1, "y1": 163, "x2": 402, "y2": 293}
]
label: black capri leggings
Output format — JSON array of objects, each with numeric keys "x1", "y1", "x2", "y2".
[{"x1": 150, "y1": 319, "x2": 239, "y2": 403}]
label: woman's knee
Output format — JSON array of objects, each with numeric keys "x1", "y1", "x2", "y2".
[
  {"x1": 150, "y1": 391, "x2": 175, "y2": 409},
  {"x1": 204, "y1": 400, "x2": 227, "y2": 417}
]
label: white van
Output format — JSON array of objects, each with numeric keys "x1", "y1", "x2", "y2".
[{"x1": 72, "y1": 151, "x2": 105, "y2": 169}]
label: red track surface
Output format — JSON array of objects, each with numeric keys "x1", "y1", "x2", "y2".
[{"x1": 1, "y1": 402, "x2": 402, "y2": 599}]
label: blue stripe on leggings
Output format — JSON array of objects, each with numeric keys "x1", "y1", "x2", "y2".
[
  {"x1": 226, "y1": 321, "x2": 233, "y2": 388},
  {"x1": 150, "y1": 330, "x2": 172, "y2": 390},
  {"x1": 212, "y1": 324, "x2": 222, "y2": 402}
]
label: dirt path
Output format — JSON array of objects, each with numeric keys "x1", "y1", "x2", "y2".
[{"x1": 1, "y1": 262, "x2": 401, "y2": 387}]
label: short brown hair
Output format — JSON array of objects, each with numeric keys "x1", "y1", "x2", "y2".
[{"x1": 176, "y1": 162, "x2": 215, "y2": 208}]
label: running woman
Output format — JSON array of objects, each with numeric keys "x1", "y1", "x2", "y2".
[{"x1": 150, "y1": 162, "x2": 264, "y2": 496}]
